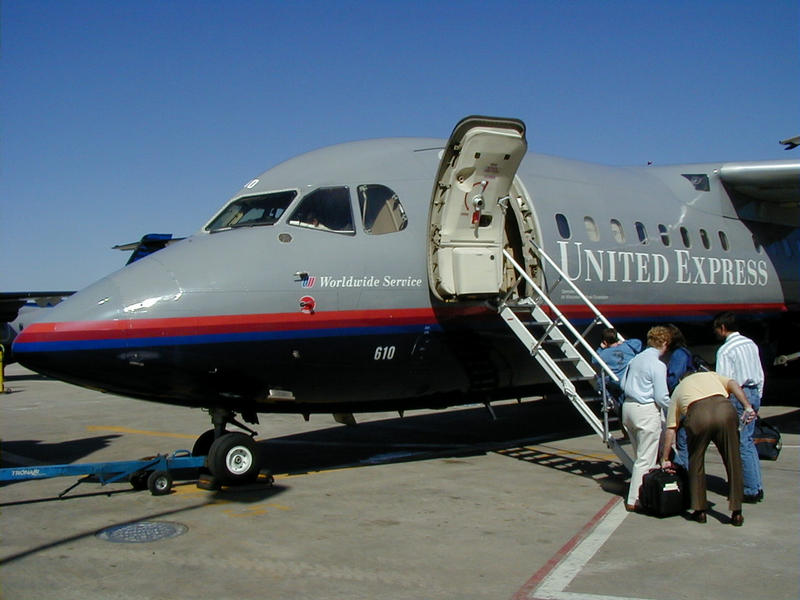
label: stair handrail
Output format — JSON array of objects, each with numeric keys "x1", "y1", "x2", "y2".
[
  {"x1": 501, "y1": 249, "x2": 618, "y2": 383},
  {"x1": 528, "y1": 238, "x2": 619, "y2": 330}
]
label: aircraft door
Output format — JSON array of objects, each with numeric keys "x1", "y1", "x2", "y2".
[{"x1": 428, "y1": 116, "x2": 527, "y2": 300}]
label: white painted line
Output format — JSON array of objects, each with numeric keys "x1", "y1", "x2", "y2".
[
  {"x1": 534, "y1": 501, "x2": 626, "y2": 597},
  {"x1": 515, "y1": 499, "x2": 655, "y2": 600}
]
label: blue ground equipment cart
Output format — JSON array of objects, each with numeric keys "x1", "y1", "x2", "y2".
[{"x1": 0, "y1": 450, "x2": 205, "y2": 497}]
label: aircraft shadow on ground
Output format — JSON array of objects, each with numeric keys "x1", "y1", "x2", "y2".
[
  {"x1": 0, "y1": 399, "x2": 596, "y2": 503},
  {"x1": 0, "y1": 435, "x2": 122, "y2": 469},
  {"x1": 256, "y1": 398, "x2": 611, "y2": 477}
]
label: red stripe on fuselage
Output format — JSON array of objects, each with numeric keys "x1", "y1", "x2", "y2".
[
  {"x1": 16, "y1": 302, "x2": 787, "y2": 345},
  {"x1": 17, "y1": 308, "x2": 440, "y2": 343}
]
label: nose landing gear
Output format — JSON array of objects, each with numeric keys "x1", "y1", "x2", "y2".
[{"x1": 194, "y1": 408, "x2": 265, "y2": 489}]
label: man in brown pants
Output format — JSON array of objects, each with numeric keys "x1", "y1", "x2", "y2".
[{"x1": 661, "y1": 371, "x2": 756, "y2": 526}]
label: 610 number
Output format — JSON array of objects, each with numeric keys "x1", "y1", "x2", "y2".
[{"x1": 373, "y1": 345, "x2": 396, "y2": 360}]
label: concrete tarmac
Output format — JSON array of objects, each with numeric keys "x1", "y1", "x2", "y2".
[{"x1": 1, "y1": 363, "x2": 798, "y2": 600}]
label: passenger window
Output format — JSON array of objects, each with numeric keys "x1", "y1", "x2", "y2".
[
  {"x1": 680, "y1": 226, "x2": 691, "y2": 248},
  {"x1": 584, "y1": 216, "x2": 599, "y2": 241},
  {"x1": 289, "y1": 187, "x2": 355, "y2": 235},
  {"x1": 206, "y1": 190, "x2": 297, "y2": 231},
  {"x1": 610, "y1": 219, "x2": 625, "y2": 243},
  {"x1": 700, "y1": 228, "x2": 711, "y2": 249},
  {"x1": 556, "y1": 213, "x2": 571, "y2": 239},
  {"x1": 719, "y1": 230, "x2": 729, "y2": 251},
  {"x1": 357, "y1": 185, "x2": 408, "y2": 234},
  {"x1": 658, "y1": 224, "x2": 670, "y2": 247},
  {"x1": 635, "y1": 221, "x2": 648, "y2": 244}
]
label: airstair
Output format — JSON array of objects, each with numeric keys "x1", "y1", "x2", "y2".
[
  {"x1": 424, "y1": 115, "x2": 632, "y2": 471},
  {"x1": 498, "y1": 241, "x2": 634, "y2": 472}
]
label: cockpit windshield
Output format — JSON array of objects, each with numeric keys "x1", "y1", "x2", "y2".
[{"x1": 206, "y1": 190, "x2": 297, "y2": 232}]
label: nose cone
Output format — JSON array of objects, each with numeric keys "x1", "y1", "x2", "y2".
[
  {"x1": 12, "y1": 277, "x2": 121, "y2": 384},
  {"x1": 13, "y1": 258, "x2": 181, "y2": 391},
  {"x1": 14, "y1": 276, "x2": 122, "y2": 347}
]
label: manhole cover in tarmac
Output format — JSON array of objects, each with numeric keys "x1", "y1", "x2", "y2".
[{"x1": 96, "y1": 521, "x2": 188, "y2": 543}]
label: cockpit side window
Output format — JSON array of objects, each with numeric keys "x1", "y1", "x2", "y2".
[
  {"x1": 206, "y1": 190, "x2": 297, "y2": 232},
  {"x1": 288, "y1": 187, "x2": 355, "y2": 235},
  {"x1": 357, "y1": 185, "x2": 408, "y2": 234}
]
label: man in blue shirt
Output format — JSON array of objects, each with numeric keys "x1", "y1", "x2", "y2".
[
  {"x1": 594, "y1": 328, "x2": 642, "y2": 413},
  {"x1": 621, "y1": 326, "x2": 671, "y2": 511},
  {"x1": 714, "y1": 312, "x2": 765, "y2": 503}
]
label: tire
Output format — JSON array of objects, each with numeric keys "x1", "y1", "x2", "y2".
[
  {"x1": 207, "y1": 432, "x2": 261, "y2": 485},
  {"x1": 192, "y1": 429, "x2": 217, "y2": 457},
  {"x1": 129, "y1": 471, "x2": 150, "y2": 491},
  {"x1": 147, "y1": 470, "x2": 173, "y2": 496}
]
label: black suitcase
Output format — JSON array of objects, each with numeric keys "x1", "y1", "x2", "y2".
[
  {"x1": 753, "y1": 418, "x2": 781, "y2": 461},
  {"x1": 638, "y1": 467, "x2": 686, "y2": 517}
]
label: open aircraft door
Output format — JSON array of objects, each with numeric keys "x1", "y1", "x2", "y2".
[{"x1": 428, "y1": 116, "x2": 531, "y2": 301}]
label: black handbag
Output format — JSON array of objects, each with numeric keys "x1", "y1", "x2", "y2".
[
  {"x1": 638, "y1": 466, "x2": 687, "y2": 517},
  {"x1": 753, "y1": 418, "x2": 781, "y2": 461}
]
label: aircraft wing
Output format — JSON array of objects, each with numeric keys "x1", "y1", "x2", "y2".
[{"x1": 718, "y1": 159, "x2": 800, "y2": 205}]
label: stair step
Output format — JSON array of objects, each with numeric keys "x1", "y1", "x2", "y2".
[
  {"x1": 553, "y1": 356, "x2": 581, "y2": 364},
  {"x1": 574, "y1": 374, "x2": 596, "y2": 382}
]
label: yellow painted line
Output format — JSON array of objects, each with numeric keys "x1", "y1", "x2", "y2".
[
  {"x1": 172, "y1": 484, "x2": 212, "y2": 498},
  {"x1": 86, "y1": 425, "x2": 197, "y2": 439},
  {"x1": 222, "y1": 503, "x2": 291, "y2": 517}
]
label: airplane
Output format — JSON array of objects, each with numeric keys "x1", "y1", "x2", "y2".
[{"x1": 12, "y1": 115, "x2": 800, "y2": 487}]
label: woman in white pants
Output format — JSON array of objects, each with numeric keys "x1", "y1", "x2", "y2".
[{"x1": 621, "y1": 326, "x2": 671, "y2": 511}]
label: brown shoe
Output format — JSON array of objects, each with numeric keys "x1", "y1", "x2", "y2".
[
  {"x1": 730, "y1": 511, "x2": 744, "y2": 527},
  {"x1": 690, "y1": 510, "x2": 707, "y2": 523}
]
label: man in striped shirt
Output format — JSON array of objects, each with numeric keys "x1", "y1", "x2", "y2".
[{"x1": 714, "y1": 312, "x2": 764, "y2": 502}]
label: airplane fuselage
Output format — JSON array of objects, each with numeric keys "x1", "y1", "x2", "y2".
[{"x1": 13, "y1": 128, "x2": 799, "y2": 423}]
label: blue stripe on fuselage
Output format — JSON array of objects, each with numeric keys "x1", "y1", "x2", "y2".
[{"x1": 13, "y1": 323, "x2": 441, "y2": 353}]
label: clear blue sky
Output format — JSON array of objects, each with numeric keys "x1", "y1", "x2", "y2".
[{"x1": 2, "y1": 0, "x2": 798, "y2": 291}]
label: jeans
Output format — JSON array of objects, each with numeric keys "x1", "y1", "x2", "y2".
[
  {"x1": 731, "y1": 386, "x2": 763, "y2": 495},
  {"x1": 674, "y1": 420, "x2": 688, "y2": 471}
]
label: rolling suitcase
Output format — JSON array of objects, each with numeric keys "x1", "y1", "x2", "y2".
[{"x1": 638, "y1": 467, "x2": 686, "y2": 517}]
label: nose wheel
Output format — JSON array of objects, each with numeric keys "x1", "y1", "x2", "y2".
[
  {"x1": 207, "y1": 432, "x2": 261, "y2": 485},
  {"x1": 194, "y1": 408, "x2": 264, "y2": 487}
]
